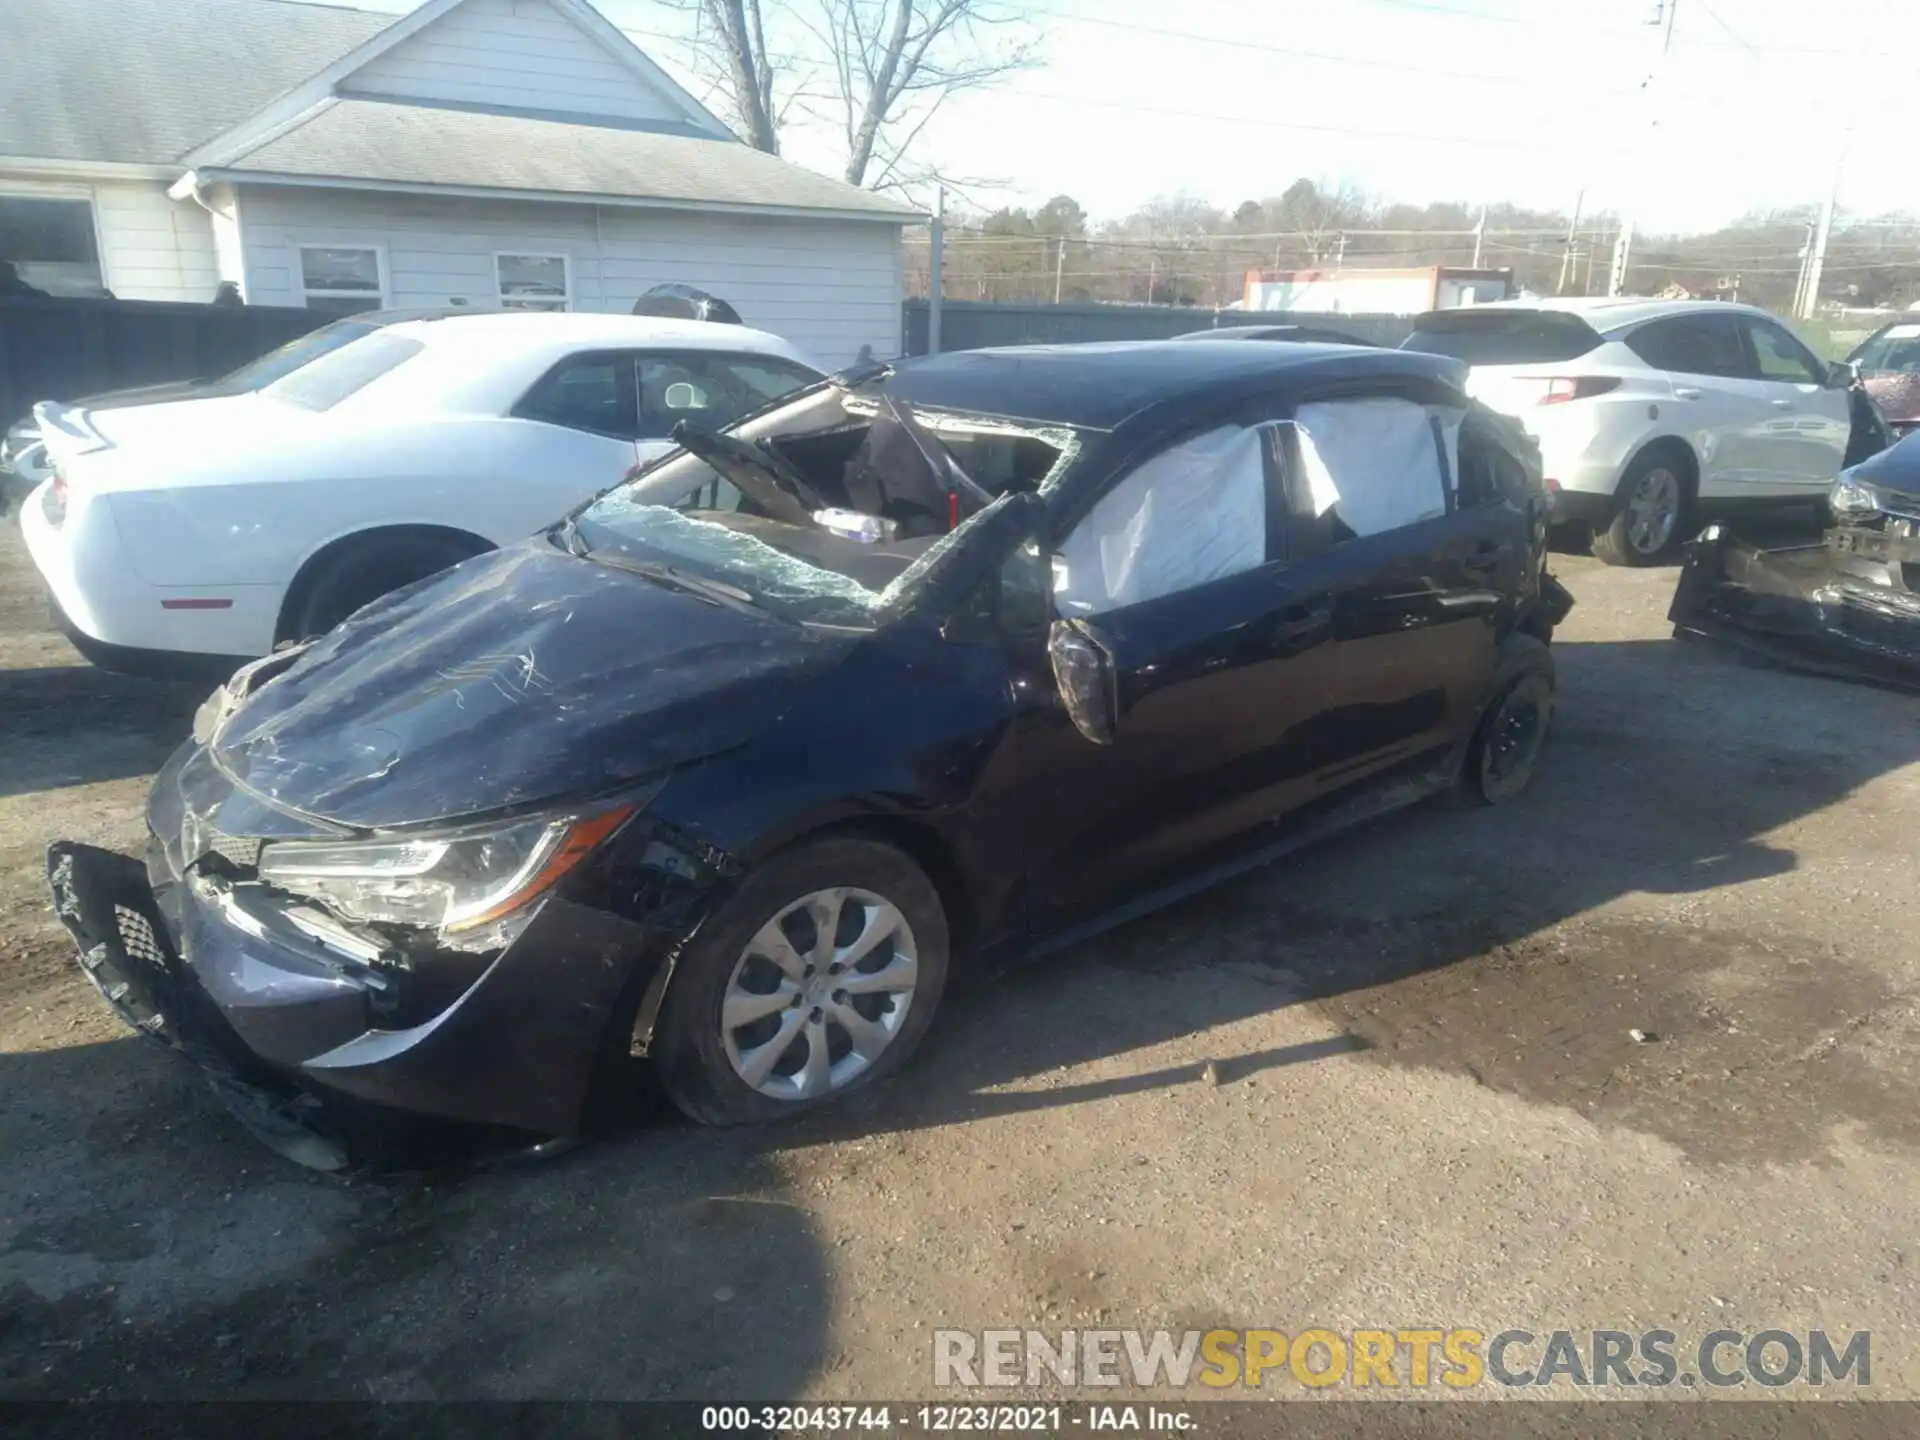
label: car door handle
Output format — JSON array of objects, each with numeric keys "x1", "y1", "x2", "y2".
[
  {"x1": 1273, "y1": 601, "x2": 1332, "y2": 639},
  {"x1": 1673, "y1": 386, "x2": 1702, "y2": 400},
  {"x1": 1770, "y1": 398, "x2": 1794, "y2": 409}
]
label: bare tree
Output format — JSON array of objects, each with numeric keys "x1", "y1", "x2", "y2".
[
  {"x1": 814, "y1": 1, "x2": 1034, "y2": 189},
  {"x1": 1266, "y1": 178, "x2": 1372, "y2": 266},
  {"x1": 676, "y1": 1, "x2": 1036, "y2": 190},
  {"x1": 674, "y1": 0, "x2": 782, "y2": 153}
]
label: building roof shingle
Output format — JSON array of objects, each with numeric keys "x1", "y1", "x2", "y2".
[
  {"x1": 0, "y1": 0, "x2": 390, "y2": 165},
  {"x1": 213, "y1": 97, "x2": 921, "y2": 220}
]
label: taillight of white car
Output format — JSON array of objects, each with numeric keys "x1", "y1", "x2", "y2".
[
  {"x1": 1510, "y1": 377, "x2": 1623, "y2": 406},
  {"x1": 43, "y1": 472, "x2": 68, "y2": 526}
]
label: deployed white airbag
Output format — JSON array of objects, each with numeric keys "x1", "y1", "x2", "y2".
[
  {"x1": 1055, "y1": 425, "x2": 1266, "y2": 616},
  {"x1": 1294, "y1": 398, "x2": 1448, "y2": 538}
]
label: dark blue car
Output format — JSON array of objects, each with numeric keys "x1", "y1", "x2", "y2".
[{"x1": 49, "y1": 341, "x2": 1571, "y2": 1166}]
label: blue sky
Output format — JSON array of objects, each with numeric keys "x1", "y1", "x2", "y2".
[{"x1": 323, "y1": 0, "x2": 1912, "y2": 233}]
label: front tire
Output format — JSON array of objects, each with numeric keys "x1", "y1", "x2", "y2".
[
  {"x1": 1458, "y1": 638, "x2": 1555, "y2": 806},
  {"x1": 651, "y1": 837, "x2": 950, "y2": 1126},
  {"x1": 1592, "y1": 450, "x2": 1693, "y2": 566}
]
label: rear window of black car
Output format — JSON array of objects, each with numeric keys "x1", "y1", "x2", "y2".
[{"x1": 1401, "y1": 311, "x2": 1602, "y2": 365}]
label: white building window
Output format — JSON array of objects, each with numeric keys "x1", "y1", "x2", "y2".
[
  {"x1": 496, "y1": 253, "x2": 570, "y2": 311},
  {"x1": 0, "y1": 192, "x2": 105, "y2": 297},
  {"x1": 298, "y1": 245, "x2": 387, "y2": 315}
]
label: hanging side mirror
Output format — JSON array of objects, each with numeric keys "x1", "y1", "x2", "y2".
[
  {"x1": 1828, "y1": 359, "x2": 1857, "y2": 389},
  {"x1": 1048, "y1": 619, "x2": 1117, "y2": 745}
]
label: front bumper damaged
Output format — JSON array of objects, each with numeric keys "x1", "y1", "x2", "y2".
[
  {"x1": 48, "y1": 841, "x2": 359, "y2": 1171},
  {"x1": 1669, "y1": 521, "x2": 1920, "y2": 694},
  {"x1": 45, "y1": 817, "x2": 688, "y2": 1171}
]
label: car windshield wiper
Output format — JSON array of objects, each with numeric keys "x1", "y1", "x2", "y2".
[{"x1": 594, "y1": 553, "x2": 763, "y2": 613}]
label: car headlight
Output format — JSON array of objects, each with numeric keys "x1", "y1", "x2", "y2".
[
  {"x1": 256, "y1": 802, "x2": 636, "y2": 938},
  {"x1": 1830, "y1": 471, "x2": 1885, "y2": 521}
]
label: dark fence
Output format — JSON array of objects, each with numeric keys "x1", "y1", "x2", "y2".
[
  {"x1": 0, "y1": 295, "x2": 325, "y2": 428},
  {"x1": 3, "y1": 294, "x2": 1426, "y2": 431},
  {"x1": 901, "y1": 298, "x2": 1416, "y2": 355}
]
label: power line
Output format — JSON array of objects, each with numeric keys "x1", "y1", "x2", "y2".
[
  {"x1": 632, "y1": 27, "x2": 1853, "y2": 167},
  {"x1": 1006, "y1": 87, "x2": 1622, "y2": 152},
  {"x1": 1013, "y1": 2, "x2": 1637, "y2": 89},
  {"x1": 1357, "y1": 0, "x2": 1873, "y2": 55},
  {"x1": 1691, "y1": 0, "x2": 1765, "y2": 60},
  {"x1": 1352, "y1": 0, "x2": 1574, "y2": 27}
]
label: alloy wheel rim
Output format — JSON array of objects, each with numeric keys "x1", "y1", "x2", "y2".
[
  {"x1": 1626, "y1": 468, "x2": 1681, "y2": 555},
  {"x1": 720, "y1": 886, "x2": 919, "y2": 1102}
]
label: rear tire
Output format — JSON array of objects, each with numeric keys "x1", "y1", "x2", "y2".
[
  {"x1": 1592, "y1": 449, "x2": 1694, "y2": 567},
  {"x1": 1457, "y1": 637, "x2": 1555, "y2": 806},
  {"x1": 291, "y1": 535, "x2": 484, "y2": 640},
  {"x1": 651, "y1": 837, "x2": 950, "y2": 1127}
]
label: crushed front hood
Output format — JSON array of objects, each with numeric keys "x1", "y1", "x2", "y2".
[
  {"x1": 211, "y1": 541, "x2": 855, "y2": 830},
  {"x1": 1669, "y1": 524, "x2": 1920, "y2": 694}
]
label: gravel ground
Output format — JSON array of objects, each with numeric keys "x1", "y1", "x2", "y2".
[{"x1": 2, "y1": 517, "x2": 1918, "y2": 1416}]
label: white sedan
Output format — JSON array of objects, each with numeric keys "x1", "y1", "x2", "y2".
[{"x1": 21, "y1": 312, "x2": 822, "y2": 674}]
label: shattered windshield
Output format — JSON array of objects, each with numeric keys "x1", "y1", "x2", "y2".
[{"x1": 571, "y1": 376, "x2": 1075, "y2": 629}]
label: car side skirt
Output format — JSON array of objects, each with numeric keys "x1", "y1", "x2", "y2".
[{"x1": 1024, "y1": 744, "x2": 1460, "y2": 964}]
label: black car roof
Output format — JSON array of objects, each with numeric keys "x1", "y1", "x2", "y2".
[
  {"x1": 886, "y1": 341, "x2": 1461, "y2": 433},
  {"x1": 1171, "y1": 324, "x2": 1372, "y2": 345}
]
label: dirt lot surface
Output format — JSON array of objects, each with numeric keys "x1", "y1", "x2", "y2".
[{"x1": 2, "y1": 518, "x2": 1918, "y2": 1417}]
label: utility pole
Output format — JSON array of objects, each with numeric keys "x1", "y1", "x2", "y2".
[
  {"x1": 1609, "y1": 0, "x2": 1681, "y2": 296},
  {"x1": 1147, "y1": 256, "x2": 1158, "y2": 305},
  {"x1": 1054, "y1": 237, "x2": 1066, "y2": 305},
  {"x1": 1802, "y1": 167, "x2": 1843, "y2": 320},
  {"x1": 1791, "y1": 220, "x2": 1817, "y2": 317},
  {"x1": 1471, "y1": 204, "x2": 1488, "y2": 268},
  {"x1": 1799, "y1": 0, "x2": 1883, "y2": 318},
  {"x1": 1557, "y1": 189, "x2": 1586, "y2": 294},
  {"x1": 927, "y1": 186, "x2": 945, "y2": 355}
]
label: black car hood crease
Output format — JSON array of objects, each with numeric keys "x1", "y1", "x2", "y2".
[{"x1": 212, "y1": 542, "x2": 857, "y2": 830}]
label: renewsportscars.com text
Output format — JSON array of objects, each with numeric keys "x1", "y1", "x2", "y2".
[{"x1": 933, "y1": 1327, "x2": 1871, "y2": 1390}]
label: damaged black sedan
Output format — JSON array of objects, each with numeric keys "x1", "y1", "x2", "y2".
[
  {"x1": 1670, "y1": 429, "x2": 1920, "y2": 692},
  {"x1": 49, "y1": 342, "x2": 1572, "y2": 1164}
]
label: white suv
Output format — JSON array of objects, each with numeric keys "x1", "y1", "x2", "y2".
[{"x1": 1401, "y1": 298, "x2": 1853, "y2": 565}]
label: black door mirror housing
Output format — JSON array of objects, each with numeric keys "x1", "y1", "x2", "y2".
[{"x1": 1048, "y1": 619, "x2": 1117, "y2": 745}]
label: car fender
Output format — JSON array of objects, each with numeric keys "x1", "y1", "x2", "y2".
[{"x1": 1613, "y1": 431, "x2": 1700, "y2": 493}]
